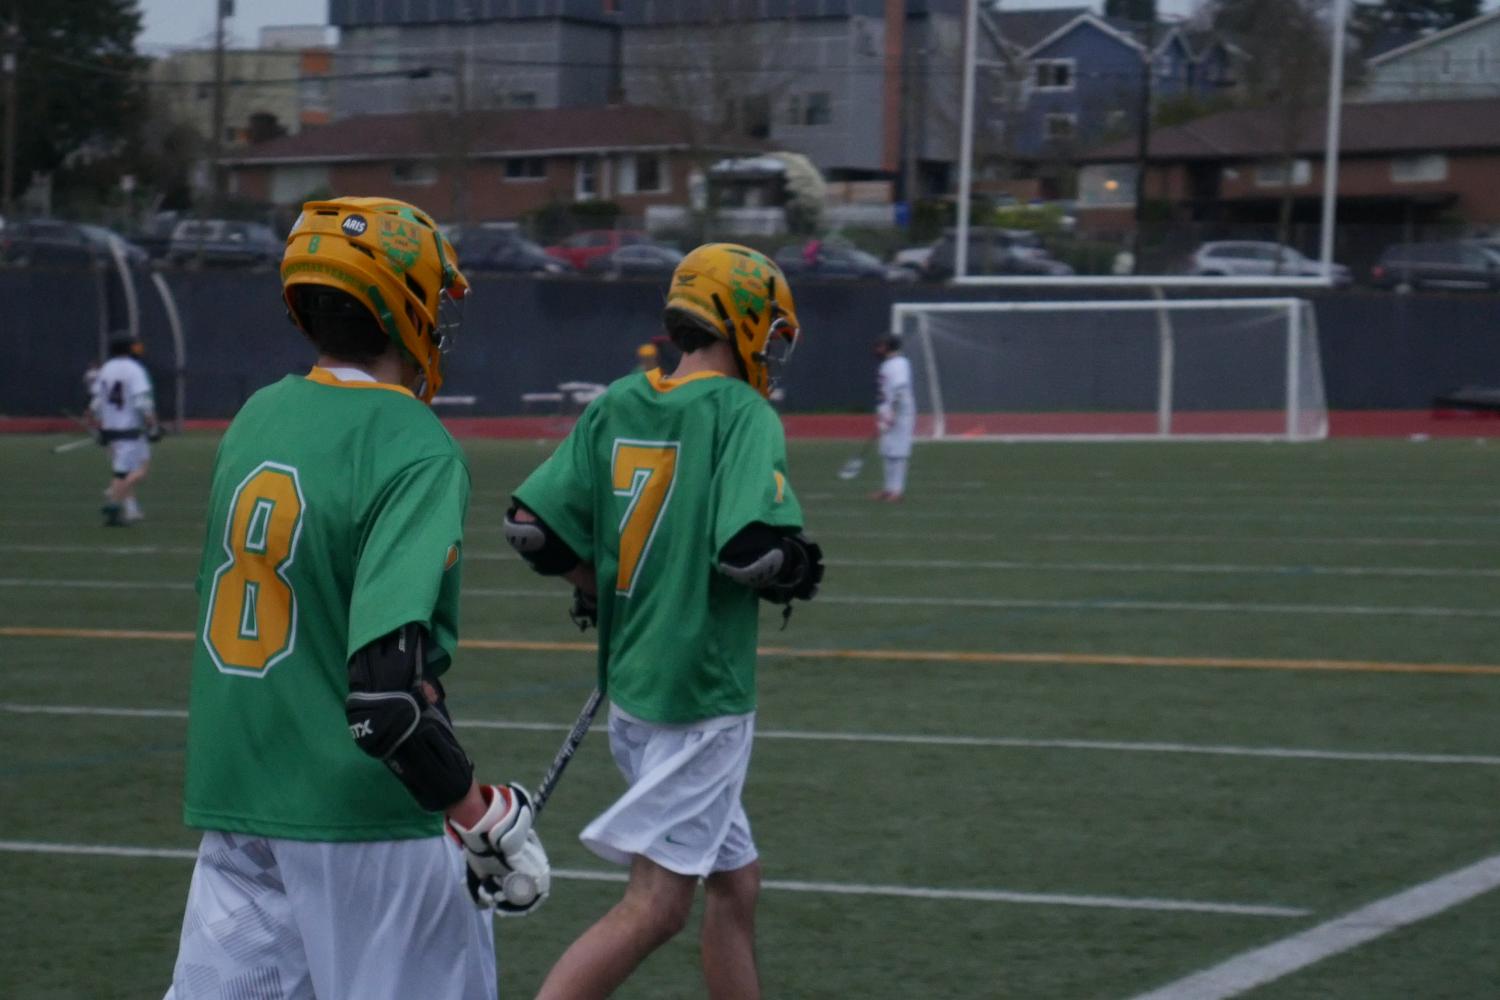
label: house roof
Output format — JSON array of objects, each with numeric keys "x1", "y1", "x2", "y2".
[
  {"x1": 223, "y1": 106, "x2": 762, "y2": 165},
  {"x1": 988, "y1": 6, "x2": 1092, "y2": 50},
  {"x1": 1368, "y1": 8, "x2": 1500, "y2": 66},
  {"x1": 1081, "y1": 97, "x2": 1500, "y2": 163}
]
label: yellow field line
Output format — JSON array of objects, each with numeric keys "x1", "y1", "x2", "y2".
[{"x1": 3, "y1": 625, "x2": 1498, "y2": 677}]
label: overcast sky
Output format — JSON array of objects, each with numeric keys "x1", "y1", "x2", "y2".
[{"x1": 137, "y1": 0, "x2": 1500, "y2": 49}]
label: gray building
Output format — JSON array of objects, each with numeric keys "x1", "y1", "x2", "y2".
[
  {"x1": 326, "y1": 0, "x2": 980, "y2": 193},
  {"x1": 1358, "y1": 9, "x2": 1500, "y2": 103}
]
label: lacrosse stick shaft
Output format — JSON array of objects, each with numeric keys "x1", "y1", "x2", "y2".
[
  {"x1": 52, "y1": 437, "x2": 96, "y2": 454},
  {"x1": 531, "y1": 687, "x2": 604, "y2": 818}
]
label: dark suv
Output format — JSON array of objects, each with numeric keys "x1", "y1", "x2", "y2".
[
  {"x1": 924, "y1": 227, "x2": 1073, "y2": 280},
  {"x1": 1371, "y1": 242, "x2": 1500, "y2": 291}
]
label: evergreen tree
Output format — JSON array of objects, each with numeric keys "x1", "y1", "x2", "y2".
[{"x1": 5, "y1": 0, "x2": 145, "y2": 205}]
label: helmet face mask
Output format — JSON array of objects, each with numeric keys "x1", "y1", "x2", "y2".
[
  {"x1": 663, "y1": 243, "x2": 800, "y2": 398},
  {"x1": 282, "y1": 197, "x2": 469, "y2": 403}
]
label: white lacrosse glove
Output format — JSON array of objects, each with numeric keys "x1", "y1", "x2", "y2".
[{"x1": 447, "y1": 782, "x2": 551, "y2": 916}]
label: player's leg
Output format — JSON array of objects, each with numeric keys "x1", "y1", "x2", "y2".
[
  {"x1": 277, "y1": 835, "x2": 496, "y2": 1000},
  {"x1": 119, "y1": 446, "x2": 150, "y2": 522},
  {"x1": 535, "y1": 854, "x2": 698, "y2": 1000},
  {"x1": 701, "y1": 805, "x2": 762, "y2": 1000},
  {"x1": 163, "y1": 831, "x2": 316, "y2": 1000}
]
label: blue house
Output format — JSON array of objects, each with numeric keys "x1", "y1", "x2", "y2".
[{"x1": 988, "y1": 8, "x2": 1239, "y2": 161}]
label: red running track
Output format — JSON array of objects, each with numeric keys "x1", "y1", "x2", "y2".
[{"x1": 6, "y1": 409, "x2": 1497, "y2": 440}]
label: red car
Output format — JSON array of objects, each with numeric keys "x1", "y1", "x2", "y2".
[{"x1": 545, "y1": 229, "x2": 649, "y2": 271}]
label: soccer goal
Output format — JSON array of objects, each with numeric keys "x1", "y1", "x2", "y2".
[{"x1": 891, "y1": 298, "x2": 1328, "y2": 442}]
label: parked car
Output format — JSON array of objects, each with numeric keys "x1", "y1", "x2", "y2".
[
  {"x1": 1370, "y1": 242, "x2": 1500, "y2": 291},
  {"x1": 774, "y1": 241, "x2": 916, "y2": 282},
  {"x1": 892, "y1": 241, "x2": 937, "y2": 273},
  {"x1": 1188, "y1": 241, "x2": 1352, "y2": 285},
  {"x1": 924, "y1": 227, "x2": 1074, "y2": 280},
  {"x1": 135, "y1": 211, "x2": 183, "y2": 260},
  {"x1": 545, "y1": 229, "x2": 649, "y2": 271},
  {"x1": 585, "y1": 243, "x2": 683, "y2": 279},
  {"x1": 166, "y1": 219, "x2": 281, "y2": 268},
  {"x1": 454, "y1": 228, "x2": 571, "y2": 275},
  {"x1": 77, "y1": 224, "x2": 150, "y2": 267},
  {"x1": 0, "y1": 219, "x2": 144, "y2": 268}
]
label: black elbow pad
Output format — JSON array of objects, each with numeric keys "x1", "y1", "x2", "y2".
[
  {"x1": 345, "y1": 623, "x2": 474, "y2": 812},
  {"x1": 504, "y1": 502, "x2": 581, "y2": 576}
]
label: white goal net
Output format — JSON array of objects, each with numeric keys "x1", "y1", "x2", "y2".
[{"x1": 891, "y1": 298, "x2": 1328, "y2": 442}]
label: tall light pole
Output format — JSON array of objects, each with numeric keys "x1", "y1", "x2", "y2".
[
  {"x1": 209, "y1": 0, "x2": 230, "y2": 207},
  {"x1": 2, "y1": 6, "x2": 19, "y2": 218}
]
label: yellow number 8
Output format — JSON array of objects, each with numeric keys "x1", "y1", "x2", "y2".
[{"x1": 203, "y1": 462, "x2": 306, "y2": 676}]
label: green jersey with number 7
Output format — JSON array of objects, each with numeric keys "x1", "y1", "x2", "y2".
[{"x1": 515, "y1": 368, "x2": 803, "y2": 724}]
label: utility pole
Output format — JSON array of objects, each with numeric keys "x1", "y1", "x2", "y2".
[
  {"x1": 209, "y1": 0, "x2": 229, "y2": 208},
  {"x1": 1130, "y1": 16, "x2": 1155, "y2": 275},
  {"x1": 2, "y1": 4, "x2": 18, "y2": 218},
  {"x1": 451, "y1": 47, "x2": 470, "y2": 225}
]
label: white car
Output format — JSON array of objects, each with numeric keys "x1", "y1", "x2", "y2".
[{"x1": 1189, "y1": 241, "x2": 1351, "y2": 285}]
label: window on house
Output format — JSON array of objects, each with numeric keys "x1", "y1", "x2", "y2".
[
  {"x1": 742, "y1": 95, "x2": 772, "y2": 138},
  {"x1": 504, "y1": 157, "x2": 546, "y2": 181},
  {"x1": 507, "y1": 91, "x2": 537, "y2": 108},
  {"x1": 1254, "y1": 159, "x2": 1312, "y2": 187},
  {"x1": 1033, "y1": 60, "x2": 1074, "y2": 91},
  {"x1": 1079, "y1": 164, "x2": 1138, "y2": 207},
  {"x1": 1105, "y1": 110, "x2": 1129, "y2": 134},
  {"x1": 804, "y1": 92, "x2": 831, "y2": 126},
  {"x1": 616, "y1": 154, "x2": 666, "y2": 195},
  {"x1": 1391, "y1": 154, "x2": 1448, "y2": 183},
  {"x1": 576, "y1": 156, "x2": 600, "y2": 200},
  {"x1": 786, "y1": 95, "x2": 802, "y2": 125},
  {"x1": 392, "y1": 161, "x2": 438, "y2": 186},
  {"x1": 1044, "y1": 113, "x2": 1076, "y2": 141}
]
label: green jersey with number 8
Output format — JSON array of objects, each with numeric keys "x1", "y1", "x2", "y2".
[
  {"x1": 182, "y1": 367, "x2": 469, "y2": 842},
  {"x1": 514, "y1": 368, "x2": 802, "y2": 724}
]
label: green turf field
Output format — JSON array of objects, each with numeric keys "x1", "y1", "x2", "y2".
[{"x1": 3, "y1": 432, "x2": 1499, "y2": 999}]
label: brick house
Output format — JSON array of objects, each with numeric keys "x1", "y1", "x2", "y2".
[
  {"x1": 222, "y1": 105, "x2": 763, "y2": 223},
  {"x1": 1077, "y1": 97, "x2": 1500, "y2": 234}
]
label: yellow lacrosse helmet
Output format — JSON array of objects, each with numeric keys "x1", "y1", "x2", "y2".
[
  {"x1": 282, "y1": 196, "x2": 470, "y2": 402},
  {"x1": 663, "y1": 243, "x2": 800, "y2": 398}
]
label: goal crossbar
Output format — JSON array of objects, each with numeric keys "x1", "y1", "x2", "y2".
[{"x1": 892, "y1": 298, "x2": 1328, "y2": 443}]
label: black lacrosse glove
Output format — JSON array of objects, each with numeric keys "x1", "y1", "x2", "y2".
[
  {"x1": 146, "y1": 425, "x2": 165, "y2": 443},
  {"x1": 757, "y1": 533, "x2": 824, "y2": 605},
  {"x1": 569, "y1": 588, "x2": 598, "y2": 631}
]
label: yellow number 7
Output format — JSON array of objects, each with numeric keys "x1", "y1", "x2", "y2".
[{"x1": 611, "y1": 440, "x2": 679, "y2": 596}]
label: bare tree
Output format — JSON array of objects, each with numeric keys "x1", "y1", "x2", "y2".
[{"x1": 1207, "y1": 0, "x2": 1332, "y2": 256}]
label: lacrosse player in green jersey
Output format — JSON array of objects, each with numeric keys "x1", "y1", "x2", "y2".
[
  {"x1": 506, "y1": 243, "x2": 824, "y2": 999},
  {"x1": 164, "y1": 197, "x2": 548, "y2": 1000}
]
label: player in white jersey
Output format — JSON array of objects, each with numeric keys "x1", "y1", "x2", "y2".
[
  {"x1": 89, "y1": 335, "x2": 162, "y2": 526},
  {"x1": 872, "y1": 334, "x2": 915, "y2": 502}
]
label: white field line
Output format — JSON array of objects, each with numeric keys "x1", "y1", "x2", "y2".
[
  {"x1": 812, "y1": 491, "x2": 1500, "y2": 509},
  {"x1": 5, "y1": 578, "x2": 1500, "y2": 620},
  {"x1": 9, "y1": 702, "x2": 1500, "y2": 768},
  {"x1": 1032, "y1": 533, "x2": 1495, "y2": 548},
  {"x1": 6, "y1": 546, "x2": 1493, "y2": 581},
  {"x1": 0, "y1": 839, "x2": 1306, "y2": 918},
  {"x1": 830, "y1": 558, "x2": 1500, "y2": 580},
  {"x1": 808, "y1": 508, "x2": 1500, "y2": 526},
  {"x1": 1128, "y1": 853, "x2": 1500, "y2": 1000}
]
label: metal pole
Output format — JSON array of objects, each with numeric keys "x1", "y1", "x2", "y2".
[
  {"x1": 210, "y1": 0, "x2": 228, "y2": 208},
  {"x1": 1, "y1": 6, "x2": 18, "y2": 217},
  {"x1": 1285, "y1": 300, "x2": 1302, "y2": 439},
  {"x1": 1152, "y1": 285, "x2": 1173, "y2": 437},
  {"x1": 917, "y1": 312, "x2": 945, "y2": 439},
  {"x1": 954, "y1": 0, "x2": 978, "y2": 280},
  {"x1": 151, "y1": 272, "x2": 187, "y2": 431},
  {"x1": 1132, "y1": 19, "x2": 1155, "y2": 275},
  {"x1": 1317, "y1": 0, "x2": 1349, "y2": 280}
]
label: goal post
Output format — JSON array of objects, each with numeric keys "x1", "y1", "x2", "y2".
[{"x1": 892, "y1": 298, "x2": 1329, "y2": 442}]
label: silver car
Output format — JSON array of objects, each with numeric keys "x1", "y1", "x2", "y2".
[{"x1": 1189, "y1": 241, "x2": 1351, "y2": 285}]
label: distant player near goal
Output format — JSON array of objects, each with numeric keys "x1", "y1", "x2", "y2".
[
  {"x1": 872, "y1": 333, "x2": 915, "y2": 502},
  {"x1": 88, "y1": 334, "x2": 162, "y2": 526},
  {"x1": 164, "y1": 197, "x2": 548, "y2": 1000},
  {"x1": 507, "y1": 244, "x2": 823, "y2": 999}
]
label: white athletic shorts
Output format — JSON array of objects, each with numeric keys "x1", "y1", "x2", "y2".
[
  {"x1": 879, "y1": 415, "x2": 915, "y2": 459},
  {"x1": 109, "y1": 438, "x2": 150, "y2": 475},
  {"x1": 580, "y1": 704, "x2": 758, "y2": 878},
  {"x1": 164, "y1": 830, "x2": 496, "y2": 1000}
]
